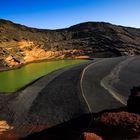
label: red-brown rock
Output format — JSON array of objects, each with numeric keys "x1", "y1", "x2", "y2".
[
  {"x1": 100, "y1": 111, "x2": 140, "y2": 139},
  {"x1": 82, "y1": 132, "x2": 103, "y2": 140}
]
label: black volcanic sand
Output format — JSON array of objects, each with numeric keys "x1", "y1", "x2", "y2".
[
  {"x1": 22, "y1": 56, "x2": 140, "y2": 139},
  {"x1": 0, "y1": 56, "x2": 140, "y2": 139},
  {"x1": 82, "y1": 56, "x2": 140, "y2": 112}
]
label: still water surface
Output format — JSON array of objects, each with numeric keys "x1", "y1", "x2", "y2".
[{"x1": 0, "y1": 60, "x2": 87, "y2": 93}]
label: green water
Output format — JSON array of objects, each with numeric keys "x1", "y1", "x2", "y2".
[{"x1": 0, "y1": 60, "x2": 87, "y2": 93}]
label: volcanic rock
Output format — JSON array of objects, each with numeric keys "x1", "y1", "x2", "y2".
[
  {"x1": 1, "y1": 19, "x2": 140, "y2": 68},
  {"x1": 127, "y1": 86, "x2": 140, "y2": 114},
  {"x1": 99, "y1": 111, "x2": 140, "y2": 139}
]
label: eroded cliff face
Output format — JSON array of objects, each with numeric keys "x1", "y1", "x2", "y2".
[
  {"x1": 0, "y1": 19, "x2": 140, "y2": 68},
  {"x1": 0, "y1": 40, "x2": 88, "y2": 67},
  {"x1": 0, "y1": 40, "x2": 34, "y2": 67}
]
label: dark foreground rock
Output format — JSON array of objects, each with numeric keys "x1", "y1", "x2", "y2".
[
  {"x1": 127, "y1": 86, "x2": 140, "y2": 114},
  {"x1": 0, "y1": 111, "x2": 139, "y2": 140},
  {"x1": 99, "y1": 111, "x2": 140, "y2": 140}
]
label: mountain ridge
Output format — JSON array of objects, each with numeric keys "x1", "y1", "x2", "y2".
[
  {"x1": 1, "y1": 19, "x2": 140, "y2": 30},
  {"x1": 0, "y1": 19, "x2": 140, "y2": 68}
]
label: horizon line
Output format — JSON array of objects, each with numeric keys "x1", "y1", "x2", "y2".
[{"x1": 0, "y1": 18, "x2": 140, "y2": 30}]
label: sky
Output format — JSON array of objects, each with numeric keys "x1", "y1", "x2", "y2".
[{"x1": 0, "y1": 0, "x2": 140, "y2": 29}]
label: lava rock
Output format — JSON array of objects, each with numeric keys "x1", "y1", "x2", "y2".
[
  {"x1": 99, "y1": 111, "x2": 140, "y2": 140},
  {"x1": 81, "y1": 132, "x2": 103, "y2": 140},
  {"x1": 127, "y1": 86, "x2": 140, "y2": 114}
]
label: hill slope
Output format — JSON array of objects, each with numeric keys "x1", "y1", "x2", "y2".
[{"x1": 0, "y1": 19, "x2": 140, "y2": 67}]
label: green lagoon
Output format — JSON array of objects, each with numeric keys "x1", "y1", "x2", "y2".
[{"x1": 0, "y1": 60, "x2": 87, "y2": 93}]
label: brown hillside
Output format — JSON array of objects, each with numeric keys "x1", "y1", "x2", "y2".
[{"x1": 0, "y1": 19, "x2": 140, "y2": 67}]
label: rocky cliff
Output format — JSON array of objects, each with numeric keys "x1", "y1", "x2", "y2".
[{"x1": 0, "y1": 19, "x2": 140, "y2": 67}]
